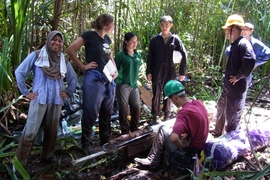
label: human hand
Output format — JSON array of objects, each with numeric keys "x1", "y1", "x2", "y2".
[
  {"x1": 179, "y1": 75, "x2": 185, "y2": 81},
  {"x1": 25, "y1": 92, "x2": 38, "y2": 100},
  {"x1": 84, "y1": 61, "x2": 98, "y2": 70},
  {"x1": 146, "y1": 74, "x2": 152, "y2": 82},
  {"x1": 229, "y1": 76, "x2": 239, "y2": 85},
  {"x1": 180, "y1": 133, "x2": 188, "y2": 138},
  {"x1": 111, "y1": 71, "x2": 118, "y2": 80},
  {"x1": 179, "y1": 133, "x2": 191, "y2": 146},
  {"x1": 60, "y1": 90, "x2": 69, "y2": 99}
]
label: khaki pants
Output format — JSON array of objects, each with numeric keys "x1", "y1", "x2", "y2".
[{"x1": 16, "y1": 102, "x2": 61, "y2": 165}]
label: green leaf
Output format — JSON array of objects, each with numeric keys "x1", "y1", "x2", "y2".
[{"x1": 11, "y1": 155, "x2": 31, "y2": 180}]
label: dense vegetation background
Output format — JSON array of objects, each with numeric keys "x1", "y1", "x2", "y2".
[
  {"x1": 0, "y1": 0, "x2": 270, "y2": 179},
  {"x1": 1, "y1": 0, "x2": 270, "y2": 101}
]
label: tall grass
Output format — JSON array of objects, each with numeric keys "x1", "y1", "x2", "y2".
[
  {"x1": 0, "y1": 38, "x2": 13, "y2": 97},
  {"x1": 7, "y1": 0, "x2": 30, "y2": 66}
]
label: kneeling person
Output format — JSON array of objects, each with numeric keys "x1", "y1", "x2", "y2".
[{"x1": 135, "y1": 80, "x2": 209, "y2": 170}]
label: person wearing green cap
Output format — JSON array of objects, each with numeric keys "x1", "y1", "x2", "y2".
[{"x1": 134, "y1": 80, "x2": 209, "y2": 171}]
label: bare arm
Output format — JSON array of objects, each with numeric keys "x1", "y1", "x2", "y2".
[
  {"x1": 66, "y1": 37, "x2": 98, "y2": 70},
  {"x1": 109, "y1": 53, "x2": 118, "y2": 80},
  {"x1": 170, "y1": 132, "x2": 191, "y2": 149}
]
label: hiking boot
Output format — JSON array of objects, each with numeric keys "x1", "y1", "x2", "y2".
[{"x1": 134, "y1": 157, "x2": 159, "y2": 170}]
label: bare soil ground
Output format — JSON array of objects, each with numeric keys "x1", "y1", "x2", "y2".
[{"x1": 1, "y1": 93, "x2": 270, "y2": 179}]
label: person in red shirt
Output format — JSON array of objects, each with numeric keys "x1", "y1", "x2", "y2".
[{"x1": 134, "y1": 80, "x2": 209, "y2": 170}]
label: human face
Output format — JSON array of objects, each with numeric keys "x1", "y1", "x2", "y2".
[
  {"x1": 126, "y1": 36, "x2": 138, "y2": 51},
  {"x1": 225, "y1": 27, "x2": 232, "y2": 40},
  {"x1": 168, "y1": 94, "x2": 178, "y2": 106},
  {"x1": 241, "y1": 27, "x2": 253, "y2": 38},
  {"x1": 160, "y1": 21, "x2": 173, "y2": 35},
  {"x1": 50, "y1": 34, "x2": 63, "y2": 52},
  {"x1": 105, "y1": 21, "x2": 115, "y2": 33}
]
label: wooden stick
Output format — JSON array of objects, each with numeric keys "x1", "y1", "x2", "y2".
[{"x1": 72, "y1": 151, "x2": 108, "y2": 165}]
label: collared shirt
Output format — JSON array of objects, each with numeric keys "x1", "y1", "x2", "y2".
[
  {"x1": 224, "y1": 37, "x2": 255, "y2": 90},
  {"x1": 250, "y1": 37, "x2": 270, "y2": 67},
  {"x1": 115, "y1": 50, "x2": 141, "y2": 88},
  {"x1": 15, "y1": 52, "x2": 77, "y2": 105},
  {"x1": 225, "y1": 36, "x2": 270, "y2": 67},
  {"x1": 146, "y1": 33, "x2": 187, "y2": 82}
]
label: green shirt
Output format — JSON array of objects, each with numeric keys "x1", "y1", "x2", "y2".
[{"x1": 115, "y1": 50, "x2": 141, "y2": 88}]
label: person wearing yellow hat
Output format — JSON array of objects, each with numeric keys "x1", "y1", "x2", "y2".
[
  {"x1": 134, "y1": 80, "x2": 209, "y2": 172},
  {"x1": 211, "y1": 14, "x2": 256, "y2": 137},
  {"x1": 225, "y1": 22, "x2": 270, "y2": 86}
]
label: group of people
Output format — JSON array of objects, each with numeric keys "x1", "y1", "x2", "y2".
[
  {"x1": 136, "y1": 14, "x2": 270, "y2": 171},
  {"x1": 15, "y1": 13, "x2": 188, "y2": 162},
  {"x1": 14, "y1": 12, "x2": 269, "y2": 175},
  {"x1": 210, "y1": 15, "x2": 270, "y2": 137}
]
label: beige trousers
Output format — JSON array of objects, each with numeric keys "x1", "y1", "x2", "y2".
[{"x1": 16, "y1": 102, "x2": 61, "y2": 165}]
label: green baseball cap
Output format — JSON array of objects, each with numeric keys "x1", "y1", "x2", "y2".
[{"x1": 164, "y1": 80, "x2": 185, "y2": 98}]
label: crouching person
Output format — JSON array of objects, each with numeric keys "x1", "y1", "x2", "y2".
[{"x1": 134, "y1": 80, "x2": 209, "y2": 173}]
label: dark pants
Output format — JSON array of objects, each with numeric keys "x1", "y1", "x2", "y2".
[
  {"x1": 81, "y1": 70, "x2": 115, "y2": 146},
  {"x1": 214, "y1": 81, "x2": 248, "y2": 135},
  {"x1": 116, "y1": 84, "x2": 140, "y2": 134},
  {"x1": 147, "y1": 125, "x2": 199, "y2": 168},
  {"x1": 151, "y1": 81, "x2": 172, "y2": 117},
  {"x1": 147, "y1": 125, "x2": 178, "y2": 166}
]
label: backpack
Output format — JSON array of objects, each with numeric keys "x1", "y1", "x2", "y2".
[{"x1": 169, "y1": 149, "x2": 196, "y2": 174}]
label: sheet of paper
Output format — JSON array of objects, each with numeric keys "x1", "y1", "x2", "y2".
[
  {"x1": 103, "y1": 60, "x2": 117, "y2": 82},
  {"x1": 173, "y1": 50, "x2": 182, "y2": 64}
]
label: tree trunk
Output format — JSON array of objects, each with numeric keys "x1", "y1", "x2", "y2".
[{"x1": 52, "y1": 0, "x2": 64, "y2": 30}]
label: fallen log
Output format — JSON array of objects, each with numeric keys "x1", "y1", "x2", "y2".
[
  {"x1": 108, "y1": 129, "x2": 151, "y2": 145},
  {"x1": 72, "y1": 128, "x2": 153, "y2": 165}
]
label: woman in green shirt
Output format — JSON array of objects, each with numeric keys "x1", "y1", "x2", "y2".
[{"x1": 115, "y1": 32, "x2": 141, "y2": 134}]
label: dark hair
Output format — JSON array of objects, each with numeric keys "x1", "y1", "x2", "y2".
[
  {"x1": 91, "y1": 14, "x2": 114, "y2": 30},
  {"x1": 229, "y1": 25, "x2": 242, "y2": 34},
  {"x1": 123, "y1": 32, "x2": 137, "y2": 55},
  {"x1": 169, "y1": 91, "x2": 187, "y2": 99},
  {"x1": 160, "y1": 15, "x2": 173, "y2": 23}
]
